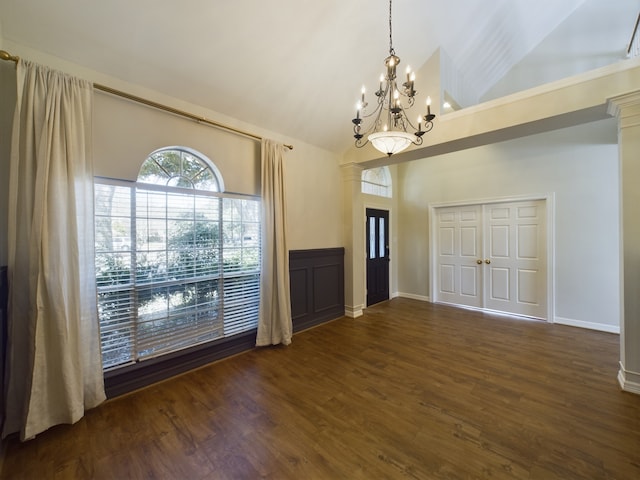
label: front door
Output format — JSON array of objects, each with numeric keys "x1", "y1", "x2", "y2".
[{"x1": 366, "y1": 208, "x2": 390, "y2": 306}]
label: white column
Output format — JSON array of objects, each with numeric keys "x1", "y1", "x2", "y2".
[
  {"x1": 341, "y1": 163, "x2": 365, "y2": 317},
  {"x1": 608, "y1": 91, "x2": 640, "y2": 394}
]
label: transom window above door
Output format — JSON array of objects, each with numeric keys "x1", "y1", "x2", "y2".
[{"x1": 361, "y1": 166, "x2": 392, "y2": 198}]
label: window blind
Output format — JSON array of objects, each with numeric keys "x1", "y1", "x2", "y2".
[{"x1": 95, "y1": 179, "x2": 260, "y2": 370}]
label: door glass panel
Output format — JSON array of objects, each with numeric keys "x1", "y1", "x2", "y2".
[
  {"x1": 369, "y1": 217, "x2": 376, "y2": 259},
  {"x1": 379, "y1": 217, "x2": 385, "y2": 258}
]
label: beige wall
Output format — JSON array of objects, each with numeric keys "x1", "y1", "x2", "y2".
[
  {"x1": 285, "y1": 143, "x2": 343, "y2": 250},
  {"x1": 396, "y1": 119, "x2": 620, "y2": 331},
  {"x1": 93, "y1": 93, "x2": 260, "y2": 194}
]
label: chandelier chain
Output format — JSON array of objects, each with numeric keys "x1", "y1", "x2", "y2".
[{"x1": 388, "y1": 0, "x2": 395, "y2": 55}]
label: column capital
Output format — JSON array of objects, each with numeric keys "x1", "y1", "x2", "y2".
[{"x1": 608, "y1": 91, "x2": 640, "y2": 129}]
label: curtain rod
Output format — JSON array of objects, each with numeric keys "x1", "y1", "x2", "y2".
[{"x1": 0, "y1": 49, "x2": 293, "y2": 150}]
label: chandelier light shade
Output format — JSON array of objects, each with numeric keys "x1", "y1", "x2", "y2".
[
  {"x1": 368, "y1": 131, "x2": 415, "y2": 156},
  {"x1": 352, "y1": 0, "x2": 436, "y2": 156}
]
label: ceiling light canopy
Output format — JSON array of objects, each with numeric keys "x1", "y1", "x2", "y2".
[{"x1": 352, "y1": 0, "x2": 436, "y2": 156}]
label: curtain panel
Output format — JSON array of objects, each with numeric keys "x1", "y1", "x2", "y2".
[
  {"x1": 256, "y1": 139, "x2": 292, "y2": 346},
  {"x1": 3, "y1": 60, "x2": 105, "y2": 441}
]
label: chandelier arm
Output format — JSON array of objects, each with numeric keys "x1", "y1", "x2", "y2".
[
  {"x1": 373, "y1": 102, "x2": 387, "y2": 135},
  {"x1": 400, "y1": 106, "x2": 420, "y2": 132},
  {"x1": 356, "y1": 98, "x2": 386, "y2": 139},
  {"x1": 355, "y1": 136, "x2": 370, "y2": 148},
  {"x1": 422, "y1": 121, "x2": 434, "y2": 134}
]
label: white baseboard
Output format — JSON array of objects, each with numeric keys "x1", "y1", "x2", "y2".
[
  {"x1": 380, "y1": 299, "x2": 620, "y2": 335},
  {"x1": 396, "y1": 292, "x2": 431, "y2": 303},
  {"x1": 345, "y1": 305, "x2": 363, "y2": 318},
  {"x1": 618, "y1": 364, "x2": 640, "y2": 395},
  {"x1": 554, "y1": 316, "x2": 620, "y2": 334}
]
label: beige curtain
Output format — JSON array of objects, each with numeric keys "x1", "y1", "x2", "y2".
[
  {"x1": 3, "y1": 60, "x2": 106, "y2": 441},
  {"x1": 256, "y1": 139, "x2": 292, "y2": 346}
]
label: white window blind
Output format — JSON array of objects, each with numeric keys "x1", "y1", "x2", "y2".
[{"x1": 95, "y1": 178, "x2": 260, "y2": 370}]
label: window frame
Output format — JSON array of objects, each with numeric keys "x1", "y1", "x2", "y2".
[{"x1": 94, "y1": 148, "x2": 261, "y2": 392}]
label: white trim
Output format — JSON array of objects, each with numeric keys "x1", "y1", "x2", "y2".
[
  {"x1": 429, "y1": 193, "x2": 553, "y2": 209},
  {"x1": 429, "y1": 208, "x2": 437, "y2": 308},
  {"x1": 618, "y1": 363, "x2": 640, "y2": 395},
  {"x1": 345, "y1": 305, "x2": 364, "y2": 318},
  {"x1": 554, "y1": 316, "x2": 620, "y2": 334},
  {"x1": 545, "y1": 194, "x2": 556, "y2": 324},
  {"x1": 397, "y1": 292, "x2": 431, "y2": 302},
  {"x1": 429, "y1": 193, "x2": 555, "y2": 322}
]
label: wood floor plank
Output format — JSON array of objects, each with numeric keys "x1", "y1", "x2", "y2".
[{"x1": 1, "y1": 298, "x2": 639, "y2": 479}]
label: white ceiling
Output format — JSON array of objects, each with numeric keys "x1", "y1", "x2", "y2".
[{"x1": 0, "y1": 0, "x2": 637, "y2": 154}]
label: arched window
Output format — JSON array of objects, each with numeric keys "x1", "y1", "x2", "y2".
[
  {"x1": 362, "y1": 166, "x2": 392, "y2": 198},
  {"x1": 137, "y1": 147, "x2": 224, "y2": 191},
  {"x1": 94, "y1": 147, "x2": 260, "y2": 370}
]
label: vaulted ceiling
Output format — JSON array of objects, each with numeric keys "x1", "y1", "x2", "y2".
[{"x1": 0, "y1": 0, "x2": 636, "y2": 154}]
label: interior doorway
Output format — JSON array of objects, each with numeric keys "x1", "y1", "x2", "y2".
[{"x1": 366, "y1": 208, "x2": 390, "y2": 306}]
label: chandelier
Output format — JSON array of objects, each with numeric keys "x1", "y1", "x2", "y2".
[{"x1": 352, "y1": 0, "x2": 435, "y2": 156}]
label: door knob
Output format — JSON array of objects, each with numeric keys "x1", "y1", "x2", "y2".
[
  {"x1": 485, "y1": 259, "x2": 491, "y2": 264},
  {"x1": 476, "y1": 259, "x2": 482, "y2": 265}
]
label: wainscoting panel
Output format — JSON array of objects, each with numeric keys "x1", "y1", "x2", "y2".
[{"x1": 290, "y1": 248, "x2": 345, "y2": 332}]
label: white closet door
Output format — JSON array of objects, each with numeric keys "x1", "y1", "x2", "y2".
[
  {"x1": 435, "y1": 205, "x2": 483, "y2": 308},
  {"x1": 484, "y1": 201, "x2": 547, "y2": 319},
  {"x1": 433, "y1": 199, "x2": 547, "y2": 319}
]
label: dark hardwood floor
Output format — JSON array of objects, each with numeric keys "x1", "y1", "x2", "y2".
[{"x1": 1, "y1": 298, "x2": 639, "y2": 479}]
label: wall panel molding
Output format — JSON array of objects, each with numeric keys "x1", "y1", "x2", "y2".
[{"x1": 290, "y1": 248, "x2": 345, "y2": 331}]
